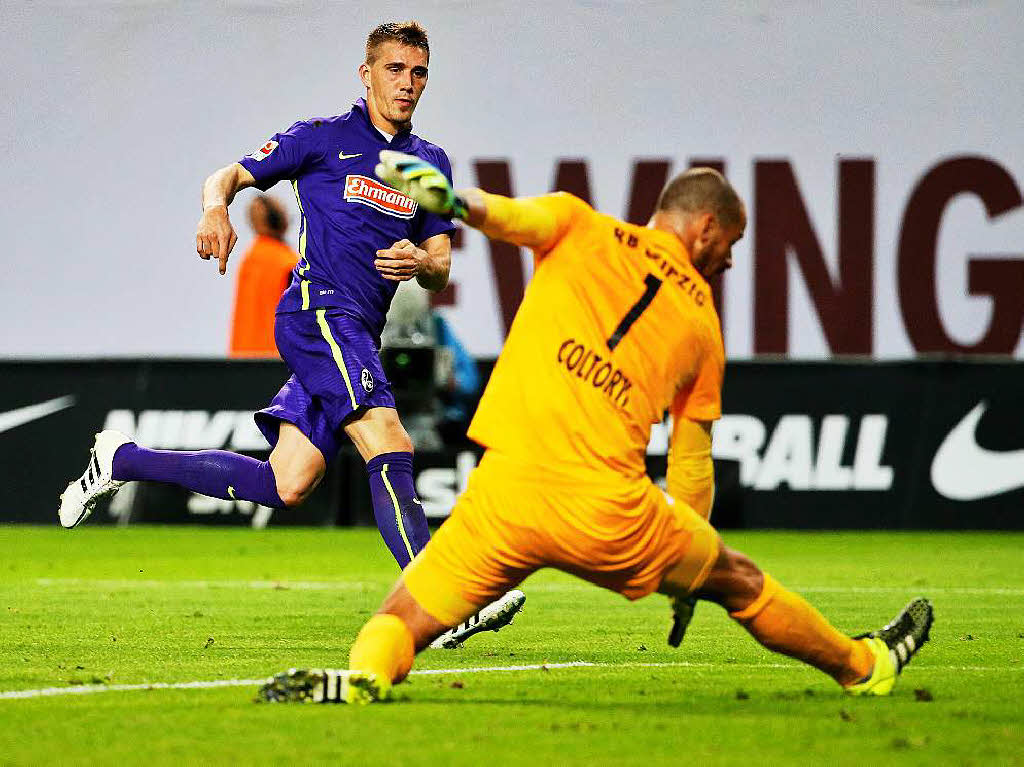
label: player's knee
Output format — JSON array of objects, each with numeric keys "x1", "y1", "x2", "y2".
[
  {"x1": 275, "y1": 487, "x2": 303, "y2": 508},
  {"x1": 344, "y1": 409, "x2": 414, "y2": 459},
  {"x1": 696, "y1": 544, "x2": 764, "y2": 612},
  {"x1": 397, "y1": 432, "x2": 414, "y2": 454},
  {"x1": 268, "y1": 425, "x2": 327, "y2": 507},
  {"x1": 274, "y1": 469, "x2": 322, "y2": 508},
  {"x1": 382, "y1": 415, "x2": 414, "y2": 453},
  {"x1": 381, "y1": 424, "x2": 414, "y2": 455}
]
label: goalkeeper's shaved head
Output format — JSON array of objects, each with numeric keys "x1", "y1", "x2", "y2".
[
  {"x1": 656, "y1": 168, "x2": 743, "y2": 230},
  {"x1": 650, "y1": 167, "x2": 746, "y2": 278}
]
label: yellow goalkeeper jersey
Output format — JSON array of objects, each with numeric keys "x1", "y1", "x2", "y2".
[{"x1": 467, "y1": 192, "x2": 724, "y2": 484}]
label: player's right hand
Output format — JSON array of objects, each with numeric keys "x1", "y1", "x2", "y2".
[
  {"x1": 376, "y1": 150, "x2": 467, "y2": 219},
  {"x1": 196, "y1": 204, "x2": 238, "y2": 275}
]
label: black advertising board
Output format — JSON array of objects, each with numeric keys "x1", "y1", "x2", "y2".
[
  {"x1": 0, "y1": 360, "x2": 335, "y2": 526},
  {"x1": 704, "y1": 359, "x2": 1024, "y2": 528},
  {"x1": 1, "y1": 359, "x2": 1021, "y2": 529}
]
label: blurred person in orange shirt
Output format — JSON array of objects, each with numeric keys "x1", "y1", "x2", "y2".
[{"x1": 229, "y1": 195, "x2": 299, "y2": 358}]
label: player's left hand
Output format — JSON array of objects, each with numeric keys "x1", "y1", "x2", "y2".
[{"x1": 375, "y1": 239, "x2": 426, "y2": 282}]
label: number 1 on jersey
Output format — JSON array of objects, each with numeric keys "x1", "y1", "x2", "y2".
[{"x1": 606, "y1": 274, "x2": 663, "y2": 351}]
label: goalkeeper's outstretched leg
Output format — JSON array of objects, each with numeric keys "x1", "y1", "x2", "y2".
[{"x1": 660, "y1": 539, "x2": 933, "y2": 695}]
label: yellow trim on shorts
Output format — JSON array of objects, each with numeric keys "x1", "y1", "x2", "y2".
[
  {"x1": 381, "y1": 463, "x2": 414, "y2": 562},
  {"x1": 315, "y1": 308, "x2": 358, "y2": 410}
]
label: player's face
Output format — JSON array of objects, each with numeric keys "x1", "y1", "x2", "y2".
[
  {"x1": 360, "y1": 42, "x2": 429, "y2": 130},
  {"x1": 693, "y1": 207, "x2": 746, "y2": 278}
]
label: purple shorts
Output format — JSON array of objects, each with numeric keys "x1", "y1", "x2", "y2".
[{"x1": 255, "y1": 309, "x2": 395, "y2": 461}]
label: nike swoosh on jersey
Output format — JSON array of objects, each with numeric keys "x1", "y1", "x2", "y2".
[
  {"x1": 930, "y1": 401, "x2": 1024, "y2": 501},
  {"x1": 0, "y1": 395, "x2": 76, "y2": 435},
  {"x1": 338, "y1": 152, "x2": 362, "y2": 160}
]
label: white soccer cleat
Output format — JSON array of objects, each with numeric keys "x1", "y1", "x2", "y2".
[
  {"x1": 429, "y1": 590, "x2": 526, "y2": 649},
  {"x1": 58, "y1": 430, "x2": 133, "y2": 529}
]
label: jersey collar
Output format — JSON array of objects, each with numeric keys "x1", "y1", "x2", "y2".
[{"x1": 351, "y1": 98, "x2": 414, "y2": 148}]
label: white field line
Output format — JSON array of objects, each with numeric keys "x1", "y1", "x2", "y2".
[
  {"x1": 2, "y1": 660, "x2": 1022, "y2": 701},
  {"x1": 33, "y1": 578, "x2": 380, "y2": 591},
  {"x1": 31, "y1": 578, "x2": 1024, "y2": 596}
]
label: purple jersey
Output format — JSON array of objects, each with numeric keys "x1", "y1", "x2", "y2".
[{"x1": 238, "y1": 98, "x2": 455, "y2": 335}]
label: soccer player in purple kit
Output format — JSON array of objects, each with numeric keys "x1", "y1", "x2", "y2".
[{"x1": 58, "y1": 21, "x2": 524, "y2": 648}]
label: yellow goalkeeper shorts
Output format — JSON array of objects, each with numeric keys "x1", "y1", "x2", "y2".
[{"x1": 403, "y1": 450, "x2": 718, "y2": 626}]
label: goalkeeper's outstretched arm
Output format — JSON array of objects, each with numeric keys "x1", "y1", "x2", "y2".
[
  {"x1": 375, "y1": 150, "x2": 568, "y2": 251},
  {"x1": 457, "y1": 189, "x2": 563, "y2": 250}
]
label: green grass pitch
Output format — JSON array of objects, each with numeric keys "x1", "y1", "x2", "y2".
[{"x1": 1, "y1": 527, "x2": 1022, "y2": 765}]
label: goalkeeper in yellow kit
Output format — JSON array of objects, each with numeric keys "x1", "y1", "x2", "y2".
[{"x1": 259, "y1": 152, "x2": 933, "y2": 704}]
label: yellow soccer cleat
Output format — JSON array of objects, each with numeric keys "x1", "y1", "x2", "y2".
[
  {"x1": 845, "y1": 637, "x2": 897, "y2": 696},
  {"x1": 344, "y1": 671, "x2": 390, "y2": 705},
  {"x1": 845, "y1": 597, "x2": 934, "y2": 696}
]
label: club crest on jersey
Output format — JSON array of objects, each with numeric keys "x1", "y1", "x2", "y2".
[
  {"x1": 247, "y1": 140, "x2": 279, "y2": 162},
  {"x1": 360, "y1": 368, "x2": 375, "y2": 393},
  {"x1": 344, "y1": 175, "x2": 418, "y2": 219}
]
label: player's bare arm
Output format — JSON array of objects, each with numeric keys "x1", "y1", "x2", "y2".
[
  {"x1": 666, "y1": 417, "x2": 715, "y2": 519},
  {"x1": 374, "y1": 233, "x2": 450, "y2": 291},
  {"x1": 196, "y1": 162, "x2": 256, "y2": 275}
]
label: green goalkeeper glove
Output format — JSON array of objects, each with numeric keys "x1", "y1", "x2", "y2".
[{"x1": 375, "y1": 150, "x2": 468, "y2": 220}]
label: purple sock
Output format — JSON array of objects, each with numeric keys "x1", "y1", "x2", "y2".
[
  {"x1": 111, "y1": 444, "x2": 285, "y2": 508},
  {"x1": 365, "y1": 451, "x2": 430, "y2": 569}
]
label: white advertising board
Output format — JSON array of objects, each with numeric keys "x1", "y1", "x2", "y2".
[{"x1": 2, "y1": 2, "x2": 1021, "y2": 358}]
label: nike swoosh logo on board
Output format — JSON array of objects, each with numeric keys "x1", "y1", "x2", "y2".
[
  {"x1": 338, "y1": 152, "x2": 362, "y2": 160},
  {"x1": 0, "y1": 396, "x2": 76, "y2": 434},
  {"x1": 930, "y1": 401, "x2": 1024, "y2": 501}
]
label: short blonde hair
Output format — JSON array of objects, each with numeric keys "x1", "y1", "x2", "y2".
[{"x1": 366, "y1": 21, "x2": 429, "y2": 64}]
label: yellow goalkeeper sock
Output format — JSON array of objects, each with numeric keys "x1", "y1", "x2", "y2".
[
  {"x1": 730, "y1": 574, "x2": 874, "y2": 686},
  {"x1": 348, "y1": 613, "x2": 415, "y2": 687}
]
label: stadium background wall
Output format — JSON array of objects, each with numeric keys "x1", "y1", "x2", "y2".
[
  {"x1": 2, "y1": 3, "x2": 1022, "y2": 361},
  {"x1": 3, "y1": 359, "x2": 1021, "y2": 530}
]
